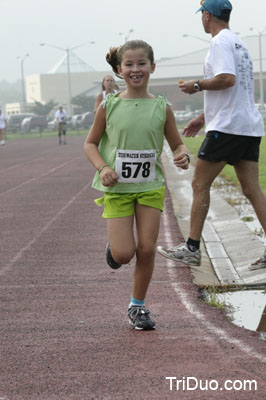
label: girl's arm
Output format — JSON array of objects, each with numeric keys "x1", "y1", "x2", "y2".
[
  {"x1": 84, "y1": 106, "x2": 119, "y2": 187},
  {"x1": 164, "y1": 105, "x2": 190, "y2": 170},
  {"x1": 94, "y1": 93, "x2": 103, "y2": 114}
]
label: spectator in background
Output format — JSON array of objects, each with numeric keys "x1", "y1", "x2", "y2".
[
  {"x1": 94, "y1": 75, "x2": 118, "y2": 113},
  {"x1": 0, "y1": 110, "x2": 7, "y2": 145},
  {"x1": 55, "y1": 105, "x2": 67, "y2": 145}
]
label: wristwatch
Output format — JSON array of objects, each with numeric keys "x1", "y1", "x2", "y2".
[{"x1": 194, "y1": 81, "x2": 202, "y2": 92}]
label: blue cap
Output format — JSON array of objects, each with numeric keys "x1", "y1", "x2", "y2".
[{"x1": 197, "y1": 0, "x2": 232, "y2": 16}]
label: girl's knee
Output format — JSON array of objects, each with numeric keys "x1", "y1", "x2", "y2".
[
  {"x1": 136, "y1": 242, "x2": 156, "y2": 260},
  {"x1": 112, "y1": 247, "x2": 135, "y2": 264}
]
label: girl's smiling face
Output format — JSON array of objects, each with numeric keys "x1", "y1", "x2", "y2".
[{"x1": 118, "y1": 48, "x2": 155, "y2": 89}]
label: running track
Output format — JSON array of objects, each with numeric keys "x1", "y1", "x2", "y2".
[{"x1": 0, "y1": 136, "x2": 266, "y2": 399}]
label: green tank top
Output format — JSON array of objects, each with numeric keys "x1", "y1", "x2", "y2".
[{"x1": 92, "y1": 93, "x2": 167, "y2": 193}]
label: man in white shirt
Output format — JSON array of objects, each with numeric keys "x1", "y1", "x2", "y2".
[
  {"x1": 0, "y1": 109, "x2": 7, "y2": 145},
  {"x1": 55, "y1": 105, "x2": 67, "y2": 145},
  {"x1": 158, "y1": 0, "x2": 266, "y2": 270}
]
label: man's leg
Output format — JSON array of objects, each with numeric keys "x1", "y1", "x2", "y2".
[
  {"x1": 234, "y1": 160, "x2": 266, "y2": 232},
  {"x1": 0, "y1": 128, "x2": 5, "y2": 144},
  {"x1": 189, "y1": 158, "x2": 226, "y2": 240},
  {"x1": 58, "y1": 124, "x2": 62, "y2": 144},
  {"x1": 157, "y1": 158, "x2": 226, "y2": 265},
  {"x1": 234, "y1": 160, "x2": 266, "y2": 270},
  {"x1": 62, "y1": 124, "x2": 67, "y2": 144}
]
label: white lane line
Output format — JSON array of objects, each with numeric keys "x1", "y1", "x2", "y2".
[
  {"x1": 0, "y1": 157, "x2": 81, "y2": 198},
  {"x1": 162, "y1": 204, "x2": 266, "y2": 364},
  {"x1": 0, "y1": 158, "x2": 43, "y2": 173},
  {"x1": 0, "y1": 182, "x2": 90, "y2": 276}
]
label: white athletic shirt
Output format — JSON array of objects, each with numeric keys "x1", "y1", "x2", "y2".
[
  {"x1": 204, "y1": 29, "x2": 264, "y2": 137},
  {"x1": 55, "y1": 109, "x2": 67, "y2": 123},
  {"x1": 0, "y1": 113, "x2": 7, "y2": 129},
  {"x1": 102, "y1": 90, "x2": 117, "y2": 99}
]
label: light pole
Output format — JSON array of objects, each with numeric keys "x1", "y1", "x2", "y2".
[
  {"x1": 17, "y1": 54, "x2": 29, "y2": 112},
  {"x1": 40, "y1": 41, "x2": 95, "y2": 116},
  {"x1": 119, "y1": 29, "x2": 134, "y2": 43},
  {"x1": 182, "y1": 33, "x2": 210, "y2": 44},
  {"x1": 250, "y1": 27, "x2": 266, "y2": 108}
]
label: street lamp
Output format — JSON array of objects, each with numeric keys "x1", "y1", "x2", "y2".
[
  {"x1": 250, "y1": 27, "x2": 266, "y2": 108},
  {"x1": 182, "y1": 33, "x2": 210, "y2": 44},
  {"x1": 40, "y1": 41, "x2": 95, "y2": 116},
  {"x1": 119, "y1": 29, "x2": 134, "y2": 43},
  {"x1": 17, "y1": 54, "x2": 29, "y2": 111}
]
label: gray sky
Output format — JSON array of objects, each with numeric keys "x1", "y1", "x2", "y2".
[{"x1": 1, "y1": 0, "x2": 266, "y2": 83}]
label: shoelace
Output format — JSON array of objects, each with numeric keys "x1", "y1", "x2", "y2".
[{"x1": 128, "y1": 306, "x2": 156, "y2": 320}]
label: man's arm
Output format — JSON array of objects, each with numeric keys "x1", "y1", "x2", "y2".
[
  {"x1": 180, "y1": 73, "x2": 235, "y2": 94},
  {"x1": 182, "y1": 113, "x2": 205, "y2": 137}
]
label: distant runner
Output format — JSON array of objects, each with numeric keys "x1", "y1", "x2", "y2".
[
  {"x1": 0, "y1": 109, "x2": 7, "y2": 145},
  {"x1": 55, "y1": 105, "x2": 67, "y2": 145}
]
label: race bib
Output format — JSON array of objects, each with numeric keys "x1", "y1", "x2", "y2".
[{"x1": 116, "y1": 149, "x2": 156, "y2": 183}]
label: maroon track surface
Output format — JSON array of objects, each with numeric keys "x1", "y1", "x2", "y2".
[{"x1": 1, "y1": 136, "x2": 266, "y2": 400}]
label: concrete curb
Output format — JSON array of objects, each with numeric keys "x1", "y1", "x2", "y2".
[{"x1": 161, "y1": 143, "x2": 266, "y2": 286}]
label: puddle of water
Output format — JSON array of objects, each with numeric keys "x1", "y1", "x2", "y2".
[
  {"x1": 209, "y1": 289, "x2": 266, "y2": 336},
  {"x1": 212, "y1": 177, "x2": 266, "y2": 245}
]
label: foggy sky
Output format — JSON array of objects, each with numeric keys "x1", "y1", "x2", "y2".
[{"x1": 1, "y1": 0, "x2": 266, "y2": 83}]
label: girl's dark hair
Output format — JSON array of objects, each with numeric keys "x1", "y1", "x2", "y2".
[{"x1": 106, "y1": 40, "x2": 154, "y2": 79}]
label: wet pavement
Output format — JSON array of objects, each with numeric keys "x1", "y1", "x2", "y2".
[{"x1": 161, "y1": 142, "x2": 266, "y2": 287}]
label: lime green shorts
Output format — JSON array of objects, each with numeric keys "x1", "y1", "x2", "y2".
[{"x1": 94, "y1": 186, "x2": 165, "y2": 219}]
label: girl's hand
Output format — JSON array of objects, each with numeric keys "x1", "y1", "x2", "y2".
[
  {"x1": 100, "y1": 166, "x2": 119, "y2": 187},
  {"x1": 173, "y1": 152, "x2": 190, "y2": 170}
]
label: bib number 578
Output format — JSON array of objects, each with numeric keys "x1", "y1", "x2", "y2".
[{"x1": 121, "y1": 161, "x2": 151, "y2": 179}]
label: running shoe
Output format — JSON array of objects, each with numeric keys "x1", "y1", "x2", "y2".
[
  {"x1": 157, "y1": 243, "x2": 201, "y2": 266},
  {"x1": 128, "y1": 305, "x2": 155, "y2": 330},
  {"x1": 249, "y1": 249, "x2": 266, "y2": 271},
  {"x1": 0, "y1": 140, "x2": 5, "y2": 145},
  {"x1": 106, "y1": 243, "x2": 122, "y2": 270}
]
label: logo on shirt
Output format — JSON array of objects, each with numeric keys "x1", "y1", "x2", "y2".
[{"x1": 235, "y1": 43, "x2": 242, "y2": 50}]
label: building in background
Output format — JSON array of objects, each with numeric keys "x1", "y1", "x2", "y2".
[
  {"x1": 5, "y1": 102, "x2": 27, "y2": 116},
  {"x1": 25, "y1": 52, "x2": 110, "y2": 110},
  {"x1": 5, "y1": 35, "x2": 266, "y2": 116}
]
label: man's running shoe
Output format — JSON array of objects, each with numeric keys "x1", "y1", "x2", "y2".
[
  {"x1": 106, "y1": 243, "x2": 122, "y2": 270},
  {"x1": 249, "y1": 249, "x2": 266, "y2": 271},
  {"x1": 128, "y1": 305, "x2": 155, "y2": 330},
  {"x1": 157, "y1": 243, "x2": 201, "y2": 266}
]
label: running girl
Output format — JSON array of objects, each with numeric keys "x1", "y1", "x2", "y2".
[{"x1": 84, "y1": 40, "x2": 190, "y2": 330}]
